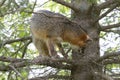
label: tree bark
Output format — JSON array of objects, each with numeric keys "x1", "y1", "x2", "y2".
[{"x1": 71, "y1": 0, "x2": 101, "y2": 80}]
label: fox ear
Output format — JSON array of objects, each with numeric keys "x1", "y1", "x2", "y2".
[
  {"x1": 86, "y1": 35, "x2": 93, "y2": 42},
  {"x1": 79, "y1": 34, "x2": 92, "y2": 42}
]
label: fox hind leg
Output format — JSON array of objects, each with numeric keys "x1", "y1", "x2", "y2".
[{"x1": 33, "y1": 37, "x2": 50, "y2": 57}]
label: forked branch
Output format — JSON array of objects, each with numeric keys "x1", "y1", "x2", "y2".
[{"x1": 95, "y1": 3, "x2": 119, "y2": 23}]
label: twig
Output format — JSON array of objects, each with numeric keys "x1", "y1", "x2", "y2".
[
  {"x1": 31, "y1": 0, "x2": 37, "y2": 12},
  {"x1": 22, "y1": 40, "x2": 32, "y2": 58},
  {"x1": 66, "y1": 48, "x2": 72, "y2": 54},
  {"x1": 38, "y1": 0, "x2": 50, "y2": 7},
  {"x1": 9, "y1": 65, "x2": 24, "y2": 79},
  {"x1": 0, "y1": 36, "x2": 31, "y2": 48},
  {"x1": 0, "y1": 0, "x2": 6, "y2": 7}
]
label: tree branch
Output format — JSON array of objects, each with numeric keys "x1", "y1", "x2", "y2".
[
  {"x1": 52, "y1": 0, "x2": 79, "y2": 12},
  {"x1": 94, "y1": 72, "x2": 113, "y2": 80},
  {"x1": 0, "y1": 0, "x2": 6, "y2": 7},
  {"x1": 0, "y1": 56, "x2": 72, "y2": 71},
  {"x1": 0, "y1": 36, "x2": 32, "y2": 48},
  {"x1": 95, "y1": 3, "x2": 119, "y2": 23},
  {"x1": 114, "y1": 78, "x2": 120, "y2": 80},
  {"x1": 100, "y1": 22, "x2": 120, "y2": 31},
  {"x1": 29, "y1": 75, "x2": 71, "y2": 80},
  {"x1": 96, "y1": 51, "x2": 120, "y2": 62},
  {"x1": 97, "y1": 0, "x2": 116, "y2": 10},
  {"x1": 0, "y1": 56, "x2": 27, "y2": 63},
  {"x1": 103, "y1": 59, "x2": 120, "y2": 65}
]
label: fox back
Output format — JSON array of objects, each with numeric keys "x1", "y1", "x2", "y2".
[{"x1": 30, "y1": 10, "x2": 90, "y2": 47}]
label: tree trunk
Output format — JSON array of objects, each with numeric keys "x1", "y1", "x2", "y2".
[{"x1": 71, "y1": 0, "x2": 101, "y2": 80}]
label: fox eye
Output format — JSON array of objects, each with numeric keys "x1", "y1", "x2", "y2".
[{"x1": 86, "y1": 39, "x2": 91, "y2": 42}]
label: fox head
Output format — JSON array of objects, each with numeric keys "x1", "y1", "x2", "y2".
[{"x1": 77, "y1": 34, "x2": 92, "y2": 47}]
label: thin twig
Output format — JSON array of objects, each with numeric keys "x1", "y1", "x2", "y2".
[
  {"x1": 0, "y1": 36, "x2": 31, "y2": 48},
  {"x1": 32, "y1": 0, "x2": 37, "y2": 12},
  {"x1": 9, "y1": 65, "x2": 24, "y2": 79},
  {"x1": 22, "y1": 40, "x2": 32, "y2": 58},
  {"x1": 0, "y1": 0, "x2": 6, "y2": 7}
]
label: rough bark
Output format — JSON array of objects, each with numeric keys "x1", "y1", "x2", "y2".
[{"x1": 71, "y1": 0, "x2": 101, "y2": 80}]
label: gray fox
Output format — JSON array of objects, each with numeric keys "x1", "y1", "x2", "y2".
[{"x1": 30, "y1": 10, "x2": 91, "y2": 57}]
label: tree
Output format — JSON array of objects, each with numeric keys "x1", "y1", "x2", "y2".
[{"x1": 0, "y1": 0, "x2": 120, "y2": 80}]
